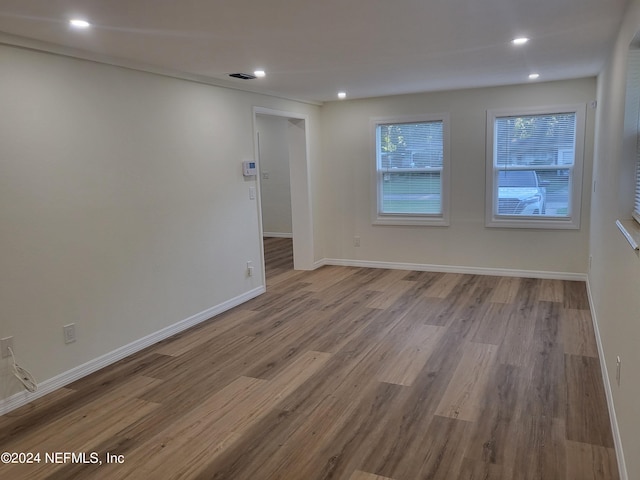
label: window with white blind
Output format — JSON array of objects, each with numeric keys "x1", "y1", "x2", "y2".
[
  {"x1": 372, "y1": 114, "x2": 450, "y2": 226},
  {"x1": 486, "y1": 105, "x2": 585, "y2": 229},
  {"x1": 627, "y1": 48, "x2": 640, "y2": 224},
  {"x1": 617, "y1": 42, "x2": 640, "y2": 250},
  {"x1": 635, "y1": 136, "x2": 640, "y2": 223}
]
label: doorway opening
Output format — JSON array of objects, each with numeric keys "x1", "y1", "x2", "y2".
[{"x1": 253, "y1": 107, "x2": 314, "y2": 281}]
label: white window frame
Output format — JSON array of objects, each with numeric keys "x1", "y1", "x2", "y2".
[
  {"x1": 626, "y1": 48, "x2": 640, "y2": 225},
  {"x1": 485, "y1": 104, "x2": 586, "y2": 229},
  {"x1": 371, "y1": 113, "x2": 450, "y2": 226}
]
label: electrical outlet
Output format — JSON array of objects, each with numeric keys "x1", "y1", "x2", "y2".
[
  {"x1": 1, "y1": 336, "x2": 14, "y2": 358},
  {"x1": 616, "y1": 356, "x2": 621, "y2": 386},
  {"x1": 354, "y1": 236, "x2": 361, "y2": 247},
  {"x1": 247, "y1": 261, "x2": 254, "y2": 277},
  {"x1": 63, "y1": 324, "x2": 76, "y2": 344}
]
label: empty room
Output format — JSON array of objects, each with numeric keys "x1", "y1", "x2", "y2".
[{"x1": 1, "y1": 1, "x2": 639, "y2": 479}]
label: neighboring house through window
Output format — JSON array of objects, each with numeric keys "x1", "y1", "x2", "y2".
[
  {"x1": 372, "y1": 114, "x2": 450, "y2": 226},
  {"x1": 485, "y1": 105, "x2": 586, "y2": 229}
]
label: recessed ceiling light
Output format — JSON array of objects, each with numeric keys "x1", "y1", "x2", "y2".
[
  {"x1": 337, "y1": 92, "x2": 347, "y2": 99},
  {"x1": 528, "y1": 73, "x2": 540, "y2": 80},
  {"x1": 254, "y1": 70, "x2": 266, "y2": 78},
  {"x1": 69, "y1": 19, "x2": 91, "y2": 29},
  {"x1": 512, "y1": 37, "x2": 529, "y2": 46}
]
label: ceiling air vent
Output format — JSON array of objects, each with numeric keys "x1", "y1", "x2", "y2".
[{"x1": 229, "y1": 73, "x2": 257, "y2": 80}]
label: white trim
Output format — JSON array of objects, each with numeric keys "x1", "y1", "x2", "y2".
[
  {"x1": 485, "y1": 104, "x2": 586, "y2": 230},
  {"x1": 313, "y1": 259, "x2": 328, "y2": 270},
  {"x1": 263, "y1": 232, "x2": 293, "y2": 238},
  {"x1": 321, "y1": 258, "x2": 587, "y2": 280},
  {"x1": 253, "y1": 107, "x2": 315, "y2": 271},
  {"x1": 370, "y1": 113, "x2": 451, "y2": 227},
  {"x1": 585, "y1": 279, "x2": 628, "y2": 480},
  {"x1": 254, "y1": 107, "x2": 309, "y2": 121},
  {"x1": 0, "y1": 286, "x2": 265, "y2": 416},
  {"x1": 616, "y1": 219, "x2": 640, "y2": 250}
]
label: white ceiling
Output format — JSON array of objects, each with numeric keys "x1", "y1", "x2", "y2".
[{"x1": 0, "y1": 0, "x2": 629, "y2": 103}]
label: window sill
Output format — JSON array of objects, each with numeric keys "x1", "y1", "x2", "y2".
[
  {"x1": 486, "y1": 217, "x2": 579, "y2": 230},
  {"x1": 373, "y1": 214, "x2": 449, "y2": 227},
  {"x1": 616, "y1": 219, "x2": 640, "y2": 251}
]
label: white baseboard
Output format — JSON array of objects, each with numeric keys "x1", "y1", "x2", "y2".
[
  {"x1": 0, "y1": 286, "x2": 265, "y2": 416},
  {"x1": 585, "y1": 279, "x2": 628, "y2": 480},
  {"x1": 312, "y1": 259, "x2": 327, "y2": 270},
  {"x1": 319, "y1": 258, "x2": 587, "y2": 281},
  {"x1": 263, "y1": 232, "x2": 293, "y2": 238}
]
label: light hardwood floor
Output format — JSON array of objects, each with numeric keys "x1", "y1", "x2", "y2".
[{"x1": 0, "y1": 238, "x2": 618, "y2": 479}]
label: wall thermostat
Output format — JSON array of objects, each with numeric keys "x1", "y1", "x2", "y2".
[{"x1": 242, "y1": 161, "x2": 257, "y2": 176}]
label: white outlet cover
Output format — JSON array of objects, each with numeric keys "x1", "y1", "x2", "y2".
[{"x1": 63, "y1": 324, "x2": 76, "y2": 344}]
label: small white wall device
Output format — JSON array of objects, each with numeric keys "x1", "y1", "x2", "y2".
[{"x1": 242, "y1": 161, "x2": 257, "y2": 176}]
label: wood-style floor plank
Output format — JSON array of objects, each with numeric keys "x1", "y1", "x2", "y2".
[
  {"x1": 565, "y1": 354, "x2": 615, "y2": 448},
  {"x1": 376, "y1": 324, "x2": 445, "y2": 386},
  {"x1": 366, "y1": 279, "x2": 416, "y2": 310},
  {"x1": 423, "y1": 272, "x2": 459, "y2": 298},
  {"x1": 490, "y1": 276, "x2": 521, "y2": 304},
  {"x1": 463, "y1": 362, "x2": 522, "y2": 467},
  {"x1": 538, "y1": 278, "x2": 565, "y2": 303},
  {"x1": 94, "y1": 350, "x2": 331, "y2": 480},
  {"x1": 155, "y1": 308, "x2": 260, "y2": 357},
  {"x1": 0, "y1": 238, "x2": 618, "y2": 480},
  {"x1": 434, "y1": 341, "x2": 498, "y2": 422},
  {"x1": 565, "y1": 440, "x2": 620, "y2": 480},
  {"x1": 349, "y1": 471, "x2": 395, "y2": 480},
  {"x1": 497, "y1": 302, "x2": 537, "y2": 367},
  {"x1": 562, "y1": 308, "x2": 599, "y2": 358},
  {"x1": 471, "y1": 302, "x2": 513, "y2": 346},
  {"x1": 563, "y1": 280, "x2": 591, "y2": 310},
  {"x1": 2, "y1": 376, "x2": 161, "y2": 479},
  {"x1": 457, "y1": 457, "x2": 513, "y2": 480}
]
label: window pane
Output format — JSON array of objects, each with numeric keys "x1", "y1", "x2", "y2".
[
  {"x1": 379, "y1": 122, "x2": 443, "y2": 168},
  {"x1": 633, "y1": 96, "x2": 640, "y2": 218},
  {"x1": 377, "y1": 121, "x2": 443, "y2": 216},
  {"x1": 624, "y1": 49, "x2": 640, "y2": 220},
  {"x1": 497, "y1": 169, "x2": 570, "y2": 217},
  {"x1": 381, "y1": 171, "x2": 441, "y2": 214},
  {"x1": 495, "y1": 113, "x2": 576, "y2": 168},
  {"x1": 486, "y1": 106, "x2": 583, "y2": 229},
  {"x1": 635, "y1": 134, "x2": 640, "y2": 218},
  {"x1": 494, "y1": 112, "x2": 576, "y2": 219}
]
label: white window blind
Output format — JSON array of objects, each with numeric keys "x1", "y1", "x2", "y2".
[
  {"x1": 373, "y1": 116, "x2": 449, "y2": 226},
  {"x1": 494, "y1": 112, "x2": 576, "y2": 217},
  {"x1": 630, "y1": 50, "x2": 640, "y2": 222},
  {"x1": 635, "y1": 114, "x2": 640, "y2": 221},
  {"x1": 486, "y1": 105, "x2": 585, "y2": 229}
]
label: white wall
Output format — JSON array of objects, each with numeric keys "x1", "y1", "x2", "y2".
[
  {"x1": 0, "y1": 44, "x2": 320, "y2": 404},
  {"x1": 319, "y1": 79, "x2": 596, "y2": 275},
  {"x1": 256, "y1": 115, "x2": 293, "y2": 236},
  {"x1": 589, "y1": 0, "x2": 640, "y2": 478}
]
